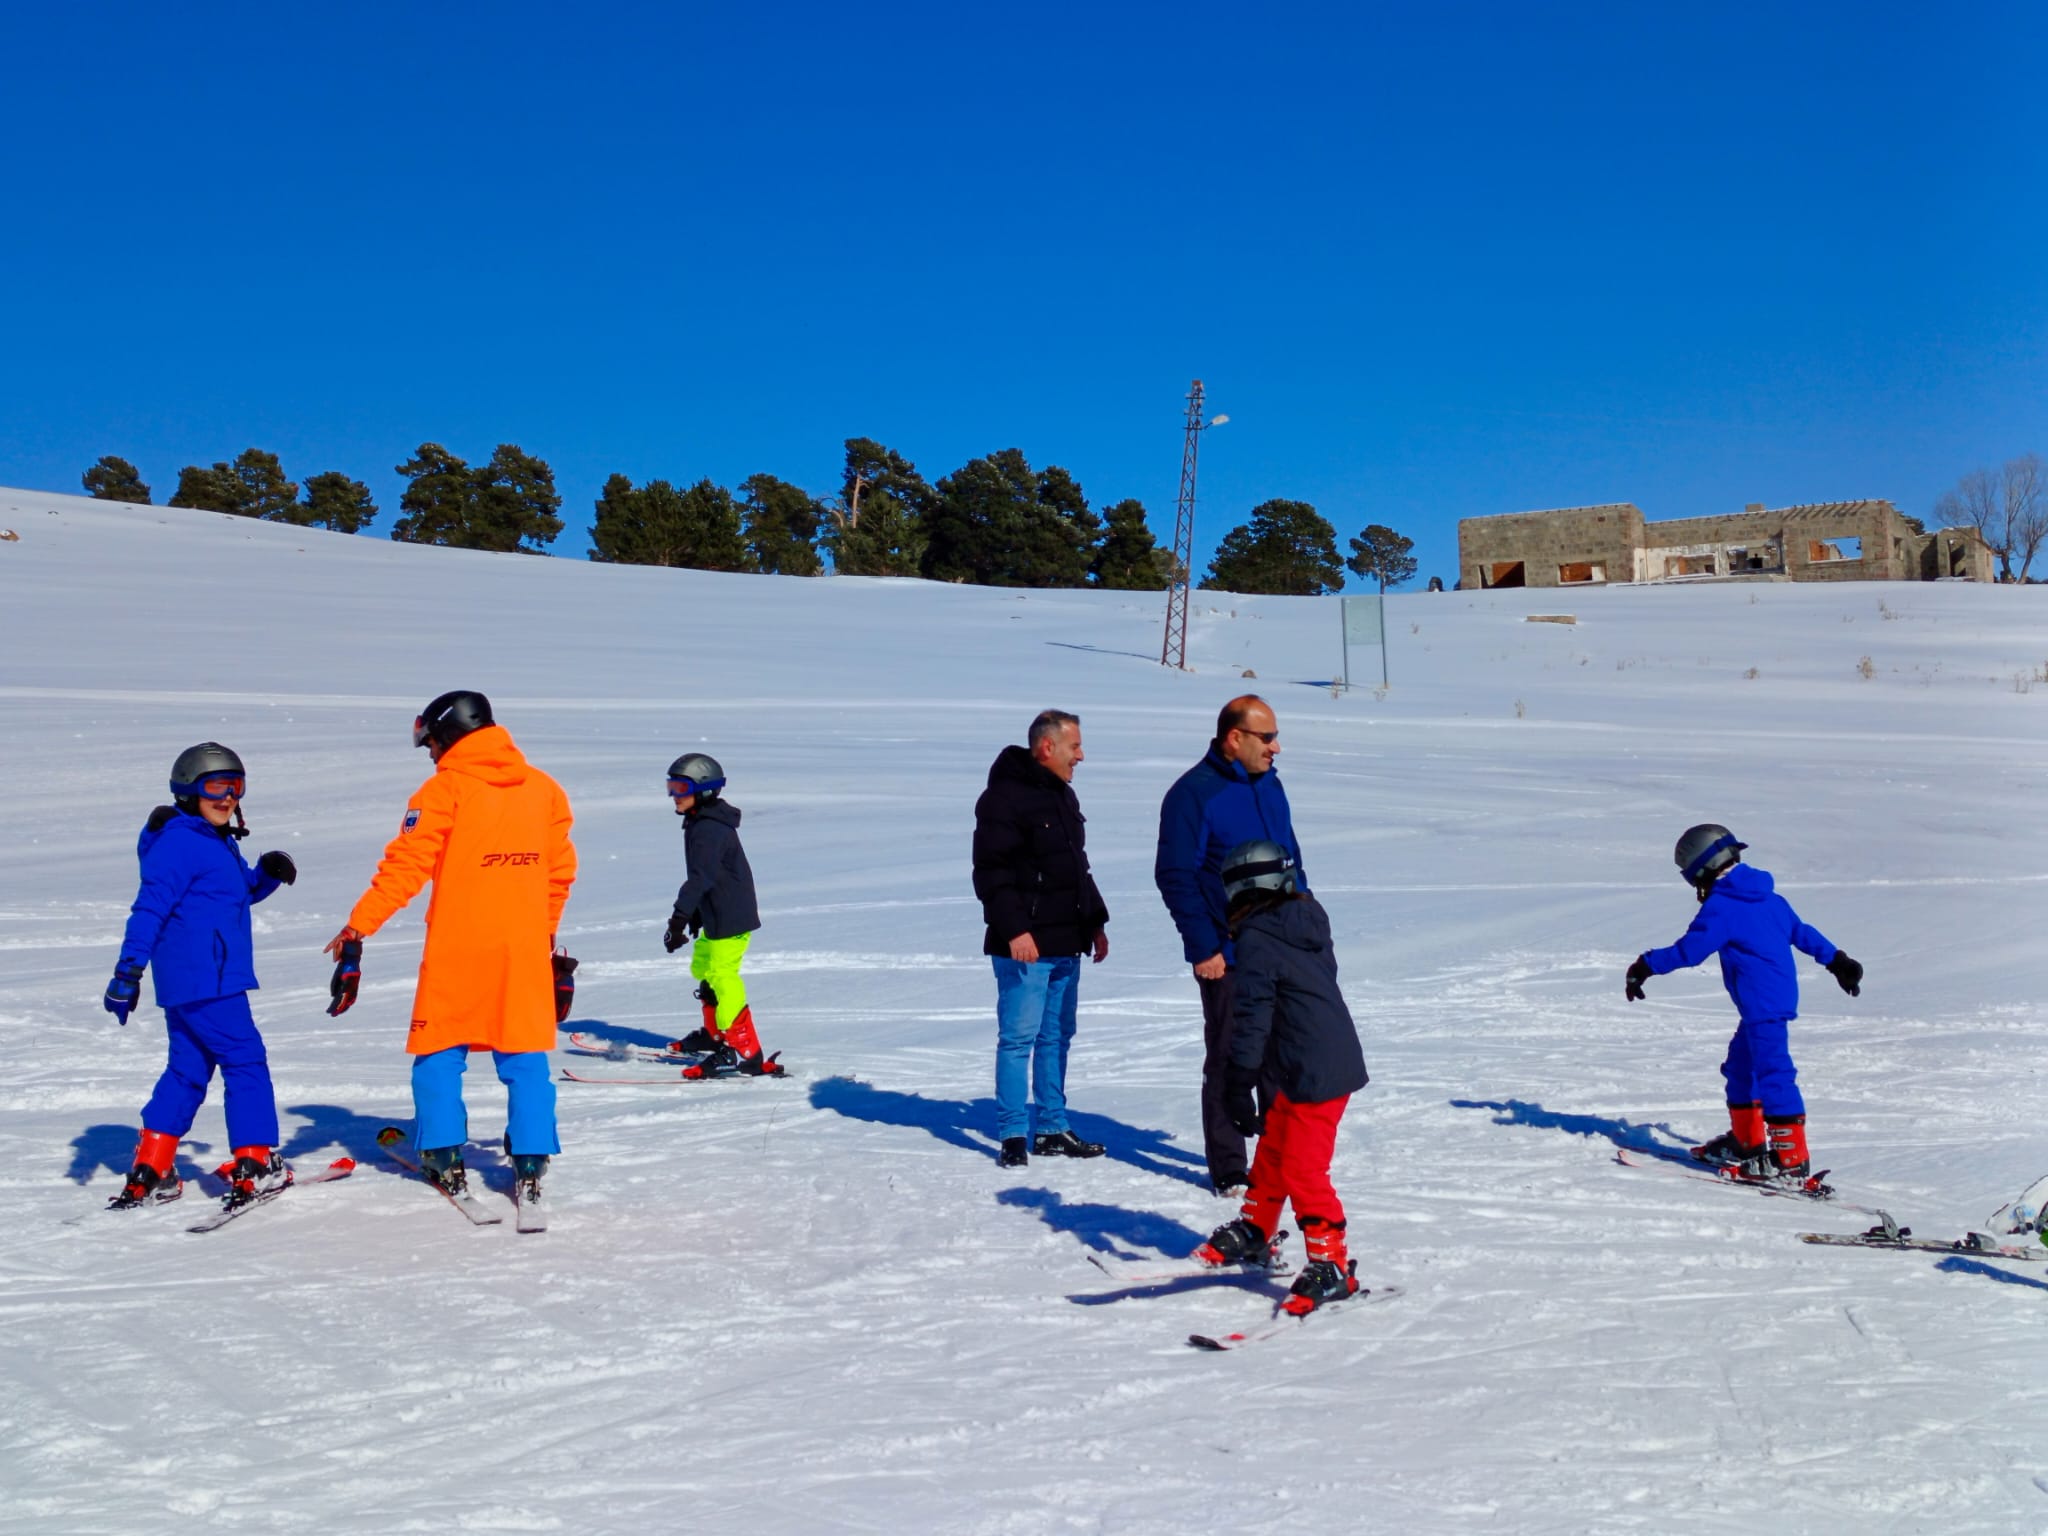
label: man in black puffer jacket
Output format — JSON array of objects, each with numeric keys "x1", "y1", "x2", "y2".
[{"x1": 972, "y1": 710, "x2": 1111, "y2": 1169}]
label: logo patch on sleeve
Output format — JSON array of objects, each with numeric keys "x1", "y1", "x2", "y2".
[{"x1": 402, "y1": 809, "x2": 421, "y2": 833}]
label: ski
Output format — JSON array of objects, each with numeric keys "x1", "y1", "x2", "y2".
[
  {"x1": 1986, "y1": 1173, "x2": 2048, "y2": 1238},
  {"x1": 185, "y1": 1157, "x2": 357, "y2": 1233},
  {"x1": 375, "y1": 1126, "x2": 503, "y2": 1226},
  {"x1": 560, "y1": 1054, "x2": 786, "y2": 1086},
  {"x1": 1614, "y1": 1146, "x2": 1858, "y2": 1206},
  {"x1": 1187, "y1": 1284, "x2": 1403, "y2": 1352},
  {"x1": 1088, "y1": 1230, "x2": 1294, "y2": 1284},
  {"x1": 1800, "y1": 1212, "x2": 2048, "y2": 1263},
  {"x1": 513, "y1": 1177, "x2": 548, "y2": 1234},
  {"x1": 565, "y1": 1032, "x2": 701, "y2": 1065}
]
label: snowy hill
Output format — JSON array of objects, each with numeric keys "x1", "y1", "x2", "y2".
[{"x1": 5, "y1": 486, "x2": 2048, "y2": 1534}]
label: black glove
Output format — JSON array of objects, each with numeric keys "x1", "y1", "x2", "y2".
[
  {"x1": 1625, "y1": 956, "x2": 1653, "y2": 1002},
  {"x1": 257, "y1": 850, "x2": 297, "y2": 886},
  {"x1": 664, "y1": 913, "x2": 691, "y2": 953},
  {"x1": 327, "y1": 939, "x2": 362, "y2": 1016},
  {"x1": 1827, "y1": 951, "x2": 1863, "y2": 997},
  {"x1": 552, "y1": 952, "x2": 578, "y2": 1023},
  {"x1": 103, "y1": 963, "x2": 144, "y2": 1025},
  {"x1": 1222, "y1": 1063, "x2": 1265, "y2": 1137}
]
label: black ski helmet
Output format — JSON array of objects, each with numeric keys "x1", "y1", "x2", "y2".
[
  {"x1": 169, "y1": 742, "x2": 246, "y2": 806},
  {"x1": 414, "y1": 690, "x2": 493, "y2": 751},
  {"x1": 1221, "y1": 837, "x2": 1298, "y2": 910},
  {"x1": 1675, "y1": 823, "x2": 1747, "y2": 886},
  {"x1": 666, "y1": 753, "x2": 727, "y2": 803}
]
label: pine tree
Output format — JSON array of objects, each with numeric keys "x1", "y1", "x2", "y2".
[
  {"x1": 392, "y1": 443, "x2": 562, "y2": 552},
  {"x1": 1345, "y1": 523, "x2": 1418, "y2": 592},
  {"x1": 168, "y1": 449, "x2": 298, "y2": 519},
  {"x1": 294, "y1": 472, "x2": 379, "y2": 533},
  {"x1": 1201, "y1": 499, "x2": 1346, "y2": 595},
  {"x1": 923, "y1": 450, "x2": 1098, "y2": 587},
  {"x1": 589, "y1": 475, "x2": 754, "y2": 570},
  {"x1": 81, "y1": 456, "x2": 151, "y2": 504},
  {"x1": 740, "y1": 473, "x2": 825, "y2": 575},
  {"x1": 1091, "y1": 498, "x2": 1168, "y2": 589},
  {"x1": 824, "y1": 438, "x2": 929, "y2": 577}
]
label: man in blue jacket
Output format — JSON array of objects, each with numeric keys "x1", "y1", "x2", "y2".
[
  {"x1": 1154, "y1": 696, "x2": 1307, "y2": 1195},
  {"x1": 1625, "y1": 823, "x2": 1863, "y2": 1183},
  {"x1": 102, "y1": 743, "x2": 299, "y2": 1210}
]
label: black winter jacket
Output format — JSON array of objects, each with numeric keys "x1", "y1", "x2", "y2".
[
  {"x1": 971, "y1": 745, "x2": 1109, "y2": 958},
  {"x1": 1228, "y1": 896, "x2": 1368, "y2": 1105},
  {"x1": 672, "y1": 799, "x2": 761, "y2": 940}
]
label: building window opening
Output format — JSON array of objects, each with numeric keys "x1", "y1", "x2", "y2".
[
  {"x1": 1666, "y1": 553, "x2": 1717, "y2": 578},
  {"x1": 1809, "y1": 536, "x2": 1863, "y2": 562},
  {"x1": 1949, "y1": 543, "x2": 1969, "y2": 577},
  {"x1": 1728, "y1": 545, "x2": 1779, "y2": 572},
  {"x1": 1486, "y1": 561, "x2": 1526, "y2": 589},
  {"x1": 1557, "y1": 561, "x2": 1605, "y2": 584}
]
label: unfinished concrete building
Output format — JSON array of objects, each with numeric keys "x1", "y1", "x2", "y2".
[{"x1": 1458, "y1": 500, "x2": 1992, "y2": 590}]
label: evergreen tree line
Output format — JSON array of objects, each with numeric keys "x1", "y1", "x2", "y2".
[{"x1": 81, "y1": 439, "x2": 1420, "y2": 593}]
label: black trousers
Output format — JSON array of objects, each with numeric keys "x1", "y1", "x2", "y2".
[{"x1": 1198, "y1": 969, "x2": 1247, "y2": 1189}]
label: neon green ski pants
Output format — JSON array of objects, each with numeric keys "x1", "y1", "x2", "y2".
[{"x1": 690, "y1": 933, "x2": 752, "y2": 1030}]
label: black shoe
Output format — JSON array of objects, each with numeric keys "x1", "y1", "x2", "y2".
[
  {"x1": 667, "y1": 1025, "x2": 717, "y2": 1055},
  {"x1": 1690, "y1": 1131, "x2": 1764, "y2": 1168},
  {"x1": 682, "y1": 1043, "x2": 784, "y2": 1079},
  {"x1": 418, "y1": 1146, "x2": 469, "y2": 1196},
  {"x1": 1194, "y1": 1217, "x2": 1276, "y2": 1268},
  {"x1": 997, "y1": 1137, "x2": 1029, "y2": 1168},
  {"x1": 1032, "y1": 1130, "x2": 1105, "y2": 1159}
]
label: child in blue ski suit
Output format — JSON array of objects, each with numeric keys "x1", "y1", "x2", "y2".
[
  {"x1": 102, "y1": 743, "x2": 299, "y2": 1209},
  {"x1": 1624, "y1": 823, "x2": 1862, "y2": 1181}
]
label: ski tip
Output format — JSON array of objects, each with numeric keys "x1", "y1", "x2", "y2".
[
  {"x1": 374, "y1": 1125, "x2": 407, "y2": 1148},
  {"x1": 1188, "y1": 1333, "x2": 1238, "y2": 1351},
  {"x1": 329, "y1": 1157, "x2": 359, "y2": 1173}
]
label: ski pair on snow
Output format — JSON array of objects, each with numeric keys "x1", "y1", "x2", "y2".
[
  {"x1": 560, "y1": 1030, "x2": 786, "y2": 1084},
  {"x1": 375, "y1": 1126, "x2": 546, "y2": 1232},
  {"x1": 1801, "y1": 1176, "x2": 2048, "y2": 1263}
]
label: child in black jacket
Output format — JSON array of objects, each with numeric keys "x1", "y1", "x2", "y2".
[
  {"x1": 663, "y1": 752, "x2": 781, "y2": 1078},
  {"x1": 1194, "y1": 839, "x2": 1370, "y2": 1315}
]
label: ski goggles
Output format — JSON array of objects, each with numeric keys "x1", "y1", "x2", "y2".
[
  {"x1": 175, "y1": 774, "x2": 245, "y2": 801},
  {"x1": 666, "y1": 776, "x2": 725, "y2": 798}
]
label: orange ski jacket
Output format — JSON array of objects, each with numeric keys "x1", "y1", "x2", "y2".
[{"x1": 346, "y1": 725, "x2": 576, "y2": 1055}]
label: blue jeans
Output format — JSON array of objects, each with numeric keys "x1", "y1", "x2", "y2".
[
  {"x1": 411, "y1": 1046, "x2": 560, "y2": 1155},
  {"x1": 992, "y1": 955, "x2": 1081, "y2": 1142},
  {"x1": 1721, "y1": 1017, "x2": 1804, "y2": 1117},
  {"x1": 143, "y1": 992, "x2": 278, "y2": 1148}
]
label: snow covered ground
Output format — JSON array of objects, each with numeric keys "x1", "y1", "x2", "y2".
[{"x1": 4, "y1": 487, "x2": 2048, "y2": 1534}]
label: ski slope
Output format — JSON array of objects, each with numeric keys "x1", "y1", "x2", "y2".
[{"x1": 4, "y1": 488, "x2": 2048, "y2": 1535}]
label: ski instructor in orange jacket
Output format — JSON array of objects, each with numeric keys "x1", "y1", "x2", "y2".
[{"x1": 323, "y1": 691, "x2": 576, "y2": 1199}]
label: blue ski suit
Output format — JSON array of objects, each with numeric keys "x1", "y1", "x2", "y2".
[
  {"x1": 1642, "y1": 862, "x2": 1840, "y2": 1116},
  {"x1": 117, "y1": 807, "x2": 285, "y2": 1147}
]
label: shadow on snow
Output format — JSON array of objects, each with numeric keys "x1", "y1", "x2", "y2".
[
  {"x1": 808, "y1": 1075, "x2": 1208, "y2": 1188},
  {"x1": 994, "y1": 1186, "x2": 1205, "y2": 1260},
  {"x1": 558, "y1": 1016, "x2": 672, "y2": 1051},
  {"x1": 1450, "y1": 1097, "x2": 1699, "y2": 1162},
  {"x1": 1935, "y1": 1255, "x2": 2048, "y2": 1292}
]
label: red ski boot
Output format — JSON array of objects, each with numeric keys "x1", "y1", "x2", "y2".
[
  {"x1": 224, "y1": 1145, "x2": 293, "y2": 1207},
  {"x1": 1283, "y1": 1219, "x2": 1360, "y2": 1316},
  {"x1": 668, "y1": 984, "x2": 722, "y2": 1055},
  {"x1": 682, "y1": 1006, "x2": 784, "y2": 1078},
  {"x1": 1692, "y1": 1102, "x2": 1767, "y2": 1170},
  {"x1": 107, "y1": 1128, "x2": 182, "y2": 1209}
]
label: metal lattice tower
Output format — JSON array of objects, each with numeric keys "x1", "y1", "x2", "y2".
[{"x1": 1161, "y1": 380, "x2": 1205, "y2": 669}]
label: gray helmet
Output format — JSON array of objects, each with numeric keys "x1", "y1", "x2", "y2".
[
  {"x1": 1675, "y1": 823, "x2": 1747, "y2": 886},
  {"x1": 414, "y1": 690, "x2": 493, "y2": 751},
  {"x1": 169, "y1": 742, "x2": 246, "y2": 804},
  {"x1": 1221, "y1": 838, "x2": 1298, "y2": 909},
  {"x1": 666, "y1": 753, "x2": 726, "y2": 802}
]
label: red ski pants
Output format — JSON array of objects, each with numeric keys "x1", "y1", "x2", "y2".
[{"x1": 1242, "y1": 1091, "x2": 1349, "y2": 1235}]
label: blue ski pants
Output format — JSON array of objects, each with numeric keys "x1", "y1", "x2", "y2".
[
  {"x1": 992, "y1": 955, "x2": 1081, "y2": 1142},
  {"x1": 142, "y1": 991, "x2": 279, "y2": 1149},
  {"x1": 1721, "y1": 1017, "x2": 1804, "y2": 1117},
  {"x1": 410, "y1": 1045, "x2": 560, "y2": 1156}
]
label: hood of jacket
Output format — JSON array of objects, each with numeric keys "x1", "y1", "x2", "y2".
[
  {"x1": 988, "y1": 743, "x2": 1065, "y2": 793},
  {"x1": 685, "y1": 797, "x2": 742, "y2": 831},
  {"x1": 1712, "y1": 863, "x2": 1774, "y2": 904},
  {"x1": 137, "y1": 804, "x2": 226, "y2": 862},
  {"x1": 436, "y1": 724, "x2": 530, "y2": 790},
  {"x1": 1241, "y1": 895, "x2": 1329, "y2": 953}
]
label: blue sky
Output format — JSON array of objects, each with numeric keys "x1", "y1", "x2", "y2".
[{"x1": 2, "y1": 2, "x2": 2042, "y2": 587}]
